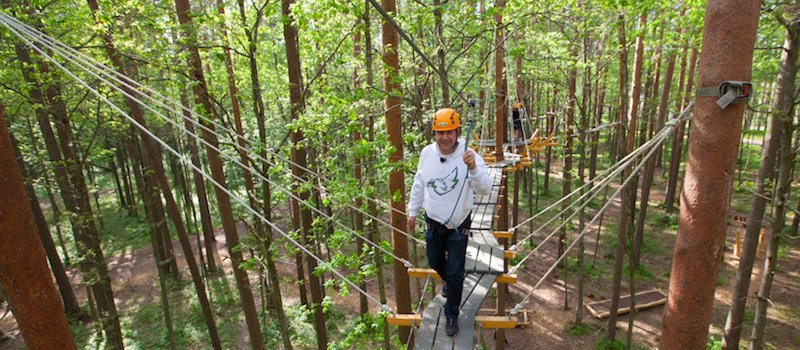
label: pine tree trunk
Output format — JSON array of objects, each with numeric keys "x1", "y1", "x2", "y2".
[
  {"x1": 378, "y1": 0, "x2": 414, "y2": 344},
  {"x1": 233, "y1": 1, "x2": 293, "y2": 348},
  {"x1": 13, "y1": 38, "x2": 124, "y2": 348},
  {"x1": 0, "y1": 105, "x2": 77, "y2": 350},
  {"x1": 362, "y1": 5, "x2": 390, "y2": 346},
  {"x1": 10, "y1": 132, "x2": 83, "y2": 320},
  {"x1": 665, "y1": 48, "x2": 698, "y2": 212},
  {"x1": 724, "y1": 10, "x2": 799, "y2": 348},
  {"x1": 661, "y1": 1, "x2": 760, "y2": 348},
  {"x1": 179, "y1": 93, "x2": 218, "y2": 273},
  {"x1": 749, "y1": 87, "x2": 795, "y2": 349},
  {"x1": 352, "y1": 19, "x2": 369, "y2": 316}
]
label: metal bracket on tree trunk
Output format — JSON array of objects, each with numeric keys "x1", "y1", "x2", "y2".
[{"x1": 696, "y1": 81, "x2": 753, "y2": 109}]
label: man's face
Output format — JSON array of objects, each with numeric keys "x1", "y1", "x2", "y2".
[{"x1": 434, "y1": 129, "x2": 458, "y2": 155}]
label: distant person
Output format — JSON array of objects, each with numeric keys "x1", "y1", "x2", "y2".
[
  {"x1": 512, "y1": 101, "x2": 524, "y2": 140},
  {"x1": 407, "y1": 108, "x2": 492, "y2": 336}
]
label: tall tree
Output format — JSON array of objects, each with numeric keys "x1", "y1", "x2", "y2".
[
  {"x1": 281, "y1": 0, "x2": 327, "y2": 348},
  {"x1": 661, "y1": 0, "x2": 760, "y2": 348},
  {"x1": 234, "y1": 1, "x2": 293, "y2": 348},
  {"x1": 173, "y1": 0, "x2": 264, "y2": 347},
  {"x1": 724, "y1": 4, "x2": 799, "y2": 347},
  {"x1": 0, "y1": 105, "x2": 76, "y2": 350},
  {"x1": 606, "y1": 11, "x2": 630, "y2": 342},
  {"x1": 10, "y1": 131, "x2": 82, "y2": 320},
  {"x1": 379, "y1": 0, "x2": 413, "y2": 343}
]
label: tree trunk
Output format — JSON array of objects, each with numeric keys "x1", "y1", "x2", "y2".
[
  {"x1": 279, "y1": 0, "x2": 328, "y2": 348},
  {"x1": 352, "y1": 18, "x2": 369, "y2": 316},
  {"x1": 173, "y1": 0, "x2": 264, "y2": 347},
  {"x1": 606, "y1": 11, "x2": 629, "y2": 342},
  {"x1": 433, "y1": 0, "x2": 449, "y2": 106},
  {"x1": 362, "y1": 5, "x2": 390, "y2": 346},
  {"x1": 379, "y1": 0, "x2": 414, "y2": 344},
  {"x1": 749, "y1": 80, "x2": 795, "y2": 349},
  {"x1": 494, "y1": 0, "x2": 506, "y2": 163},
  {"x1": 179, "y1": 93, "x2": 218, "y2": 273},
  {"x1": 234, "y1": 1, "x2": 293, "y2": 348},
  {"x1": 665, "y1": 48, "x2": 698, "y2": 211},
  {"x1": 661, "y1": 1, "x2": 760, "y2": 348},
  {"x1": 10, "y1": 131, "x2": 83, "y2": 320},
  {"x1": 724, "y1": 10, "x2": 799, "y2": 348},
  {"x1": 0, "y1": 106, "x2": 76, "y2": 350}
]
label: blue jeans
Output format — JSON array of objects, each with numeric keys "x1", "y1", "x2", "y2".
[{"x1": 425, "y1": 214, "x2": 470, "y2": 319}]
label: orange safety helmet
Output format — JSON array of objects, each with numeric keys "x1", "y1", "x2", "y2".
[
  {"x1": 512, "y1": 102, "x2": 523, "y2": 110},
  {"x1": 432, "y1": 108, "x2": 460, "y2": 131}
]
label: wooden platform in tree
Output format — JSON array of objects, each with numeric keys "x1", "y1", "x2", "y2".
[{"x1": 584, "y1": 289, "x2": 667, "y2": 319}]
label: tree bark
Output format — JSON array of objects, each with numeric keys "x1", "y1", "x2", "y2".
[
  {"x1": 665, "y1": 48, "x2": 699, "y2": 211},
  {"x1": 10, "y1": 132, "x2": 83, "y2": 321},
  {"x1": 661, "y1": 1, "x2": 760, "y2": 348},
  {"x1": 0, "y1": 105, "x2": 76, "y2": 350},
  {"x1": 379, "y1": 0, "x2": 414, "y2": 344},
  {"x1": 724, "y1": 9, "x2": 799, "y2": 348}
]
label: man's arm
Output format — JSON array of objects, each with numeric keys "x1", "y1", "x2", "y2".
[{"x1": 465, "y1": 149, "x2": 492, "y2": 195}]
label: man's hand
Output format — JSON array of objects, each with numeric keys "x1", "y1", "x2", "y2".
[
  {"x1": 463, "y1": 149, "x2": 477, "y2": 170},
  {"x1": 407, "y1": 216, "x2": 416, "y2": 233}
]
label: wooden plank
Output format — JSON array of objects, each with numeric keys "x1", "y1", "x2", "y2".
[
  {"x1": 408, "y1": 268, "x2": 517, "y2": 283},
  {"x1": 475, "y1": 316, "x2": 518, "y2": 329},
  {"x1": 495, "y1": 274, "x2": 517, "y2": 284},
  {"x1": 489, "y1": 245, "x2": 504, "y2": 273},
  {"x1": 584, "y1": 289, "x2": 667, "y2": 319},
  {"x1": 414, "y1": 293, "x2": 447, "y2": 349},
  {"x1": 408, "y1": 268, "x2": 442, "y2": 280},
  {"x1": 493, "y1": 231, "x2": 513, "y2": 239},
  {"x1": 452, "y1": 273, "x2": 495, "y2": 350},
  {"x1": 386, "y1": 314, "x2": 422, "y2": 327},
  {"x1": 464, "y1": 240, "x2": 479, "y2": 272}
]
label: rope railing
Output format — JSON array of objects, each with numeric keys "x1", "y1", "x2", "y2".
[
  {"x1": 509, "y1": 120, "x2": 669, "y2": 236},
  {"x1": 509, "y1": 104, "x2": 694, "y2": 315},
  {"x1": 508, "y1": 117, "x2": 678, "y2": 272}
]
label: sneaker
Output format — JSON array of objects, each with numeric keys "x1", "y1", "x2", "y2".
[{"x1": 446, "y1": 317, "x2": 458, "y2": 336}]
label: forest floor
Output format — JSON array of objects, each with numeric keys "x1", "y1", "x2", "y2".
[{"x1": 1, "y1": 168, "x2": 799, "y2": 349}]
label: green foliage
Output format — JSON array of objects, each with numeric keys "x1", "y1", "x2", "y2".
[
  {"x1": 623, "y1": 262, "x2": 653, "y2": 281},
  {"x1": 567, "y1": 322, "x2": 593, "y2": 336},
  {"x1": 596, "y1": 338, "x2": 626, "y2": 350},
  {"x1": 706, "y1": 335, "x2": 723, "y2": 350}
]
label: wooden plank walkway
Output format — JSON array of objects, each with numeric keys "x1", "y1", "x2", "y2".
[{"x1": 414, "y1": 167, "x2": 506, "y2": 349}]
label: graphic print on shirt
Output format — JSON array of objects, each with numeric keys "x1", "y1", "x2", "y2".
[{"x1": 427, "y1": 167, "x2": 459, "y2": 196}]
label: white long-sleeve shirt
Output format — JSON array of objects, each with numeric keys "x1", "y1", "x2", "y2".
[{"x1": 408, "y1": 139, "x2": 492, "y2": 229}]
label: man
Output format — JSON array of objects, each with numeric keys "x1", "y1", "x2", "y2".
[{"x1": 407, "y1": 107, "x2": 492, "y2": 336}]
